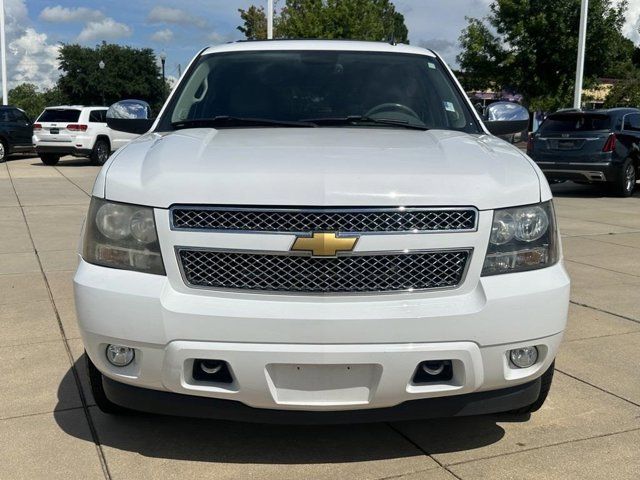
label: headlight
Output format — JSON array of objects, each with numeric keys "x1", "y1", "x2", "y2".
[
  {"x1": 82, "y1": 197, "x2": 165, "y2": 275},
  {"x1": 482, "y1": 201, "x2": 559, "y2": 276}
]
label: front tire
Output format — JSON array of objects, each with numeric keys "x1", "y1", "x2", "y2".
[
  {"x1": 509, "y1": 361, "x2": 555, "y2": 414},
  {"x1": 86, "y1": 353, "x2": 132, "y2": 415},
  {"x1": 90, "y1": 138, "x2": 110, "y2": 166},
  {"x1": 40, "y1": 154, "x2": 60, "y2": 166},
  {"x1": 608, "y1": 159, "x2": 636, "y2": 197}
]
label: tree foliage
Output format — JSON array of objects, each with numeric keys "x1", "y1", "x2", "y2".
[
  {"x1": 457, "y1": 0, "x2": 632, "y2": 110},
  {"x1": 57, "y1": 42, "x2": 166, "y2": 111},
  {"x1": 604, "y1": 74, "x2": 640, "y2": 107},
  {"x1": 238, "y1": 0, "x2": 408, "y2": 43},
  {"x1": 8, "y1": 83, "x2": 68, "y2": 120}
]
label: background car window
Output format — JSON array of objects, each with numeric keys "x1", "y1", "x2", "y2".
[
  {"x1": 540, "y1": 114, "x2": 611, "y2": 133},
  {"x1": 624, "y1": 114, "x2": 640, "y2": 132},
  {"x1": 38, "y1": 109, "x2": 81, "y2": 123},
  {"x1": 89, "y1": 110, "x2": 107, "y2": 123},
  {"x1": 0, "y1": 110, "x2": 12, "y2": 122},
  {"x1": 167, "y1": 51, "x2": 478, "y2": 132},
  {"x1": 13, "y1": 110, "x2": 30, "y2": 123}
]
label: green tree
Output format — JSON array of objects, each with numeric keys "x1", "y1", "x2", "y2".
[
  {"x1": 457, "y1": 0, "x2": 632, "y2": 110},
  {"x1": 57, "y1": 42, "x2": 166, "y2": 111},
  {"x1": 604, "y1": 73, "x2": 640, "y2": 107},
  {"x1": 8, "y1": 83, "x2": 68, "y2": 120},
  {"x1": 238, "y1": 0, "x2": 408, "y2": 43}
]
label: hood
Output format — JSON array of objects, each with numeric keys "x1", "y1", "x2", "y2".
[{"x1": 103, "y1": 128, "x2": 541, "y2": 210}]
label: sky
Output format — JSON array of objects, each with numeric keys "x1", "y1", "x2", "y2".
[{"x1": 4, "y1": 0, "x2": 640, "y2": 91}]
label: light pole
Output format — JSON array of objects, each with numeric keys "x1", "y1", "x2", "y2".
[
  {"x1": 0, "y1": 0, "x2": 7, "y2": 105},
  {"x1": 98, "y1": 60, "x2": 105, "y2": 105},
  {"x1": 160, "y1": 50, "x2": 167, "y2": 99},
  {"x1": 573, "y1": 0, "x2": 588, "y2": 109},
  {"x1": 267, "y1": 0, "x2": 273, "y2": 39}
]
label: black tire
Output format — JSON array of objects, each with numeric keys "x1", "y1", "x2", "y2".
[
  {"x1": 0, "y1": 139, "x2": 7, "y2": 163},
  {"x1": 608, "y1": 159, "x2": 636, "y2": 197},
  {"x1": 509, "y1": 361, "x2": 555, "y2": 415},
  {"x1": 86, "y1": 353, "x2": 132, "y2": 415},
  {"x1": 90, "y1": 138, "x2": 110, "y2": 166},
  {"x1": 40, "y1": 154, "x2": 60, "y2": 166}
]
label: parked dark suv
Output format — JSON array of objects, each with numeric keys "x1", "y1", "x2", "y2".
[
  {"x1": 0, "y1": 106, "x2": 34, "y2": 162},
  {"x1": 528, "y1": 108, "x2": 640, "y2": 196}
]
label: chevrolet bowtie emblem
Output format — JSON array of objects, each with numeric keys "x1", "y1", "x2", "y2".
[{"x1": 291, "y1": 232, "x2": 358, "y2": 256}]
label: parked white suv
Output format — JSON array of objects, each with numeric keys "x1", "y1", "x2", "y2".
[
  {"x1": 33, "y1": 106, "x2": 137, "y2": 166},
  {"x1": 74, "y1": 41, "x2": 570, "y2": 423}
]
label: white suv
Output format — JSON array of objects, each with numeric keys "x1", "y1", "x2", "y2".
[
  {"x1": 74, "y1": 41, "x2": 570, "y2": 423},
  {"x1": 33, "y1": 106, "x2": 137, "y2": 166}
]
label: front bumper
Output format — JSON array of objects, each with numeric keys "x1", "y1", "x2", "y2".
[
  {"x1": 74, "y1": 258, "x2": 569, "y2": 414},
  {"x1": 102, "y1": 374, "x2": 542, "y2": 424}
]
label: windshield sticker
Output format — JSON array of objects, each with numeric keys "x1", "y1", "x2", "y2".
[
  {"x1": 444, "y1": 101, "x2": 456, "y2": 112},
  {"x1": 428, "y1": 62, "x2": 436, "y2": 70}
]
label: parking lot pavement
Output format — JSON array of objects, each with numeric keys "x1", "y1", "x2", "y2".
[{"x1": 1, "y1": 155, "x2": 639, "y2": 480}]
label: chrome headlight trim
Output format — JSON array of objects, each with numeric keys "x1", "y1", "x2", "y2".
[
  {"x1": 82, "y1": 197, "x2": 165, "y2": 275},
  {"x1": 482, "y1": 201, "x2": 559, "y2": 276}
]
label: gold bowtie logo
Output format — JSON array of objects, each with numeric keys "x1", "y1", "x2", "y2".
[{"x1": 291, "y1": 232, "x2": 358, "y2": 256}]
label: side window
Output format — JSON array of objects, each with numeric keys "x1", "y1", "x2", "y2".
[
  {"x1": 0, "y1": 110, "x2": 11, "y2": 122},
  {"x1": 624, "y1": 114, "x2": 640, "y2": 132},
  {"x1": 13, "y1": 110, "x2": 30, "y2": 123},
  {"x1": 89, "y1": 110, "x2": 107, "y2": 123}
]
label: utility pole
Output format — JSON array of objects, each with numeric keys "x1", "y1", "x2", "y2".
[
  {"x1": 267, "y1": 0, "x2": 274, "y2": 39},
  {"x1": 0, "y1": 0, "x2": 7, "y2": 105},
  {"x1": 573, "y1": 0, "x2": 588, "y2": 109}
]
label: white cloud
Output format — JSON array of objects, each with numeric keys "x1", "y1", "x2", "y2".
[
  {"x1": 77, "y1": 18, "x2": 133, "y2": 43},
  {"x1": 9, "y1": 28, "x2": 61, "y2": 90},
  {"x1": 147, "y1": 6, "x2": 207, "y2": 29},
  {"x1": 2, "y1": 0, "x2": 60, "y2": 90},
  {"x1": 206, "y1": 31, "x2": 226, "y2": 44},
  {"x1": 151, "y1": 28, "x2": 174, "y2": 43},
  {"x1": 40, "y1": 6, "x2": 104, "y2": 23},
  {"x1": 620, "y1": 0, "x2": 640, "y2": 44}
]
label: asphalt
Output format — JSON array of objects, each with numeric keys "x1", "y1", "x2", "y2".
[{"x1": 1, "y1": 155, "x2": 639, "y2": 479}]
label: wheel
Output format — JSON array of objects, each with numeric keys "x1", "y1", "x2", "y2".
[
  {"x1": 86, "y1": 353, "x2": 132, "y2": 415},
  {"x1": 90, "y1": 138, "x2": 110, "y2": 166},
  {"x1": 608, "y1": 159, "x2": 636, "y2": 197},
  {"x1": 0, "y1": 139, "x2": 7, "y2": 163},
  {"x1": 39, "y1": 154, "x2": 60, "y2": 166},
  {"x1": 509, "y1": 361, "x2": 555, "y2": 414}
]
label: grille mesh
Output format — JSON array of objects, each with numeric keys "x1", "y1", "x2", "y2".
[
  {"x1": 178, "y1": 249, "x2": 470, "y2": 293},
  {"x1": 172, "y1": 208, "x2": 477, "y2": 233}
]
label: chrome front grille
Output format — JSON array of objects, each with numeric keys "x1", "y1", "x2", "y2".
[
  {"x1": 178, "y1": 249, "x2": 471, "y2": 294},
  {"x1": 171, "y1": 206, "x2": 477, "y2": 233}
]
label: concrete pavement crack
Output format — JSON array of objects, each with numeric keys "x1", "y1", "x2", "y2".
[
  {"x1": 385, "y1": 423, "x2": 464, "y2": 480},
  {"x1": 6, "y1": 164, "x2": 113, "y2": 480},
  {"x1": 569, "y1": 300, "x2": 640, "y2": 325}
]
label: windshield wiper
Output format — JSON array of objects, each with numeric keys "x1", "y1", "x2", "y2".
[
  {"x1": 171, "y1": 116, "x2": 317, "y2": 129},
  {"x1": 301, "y1": 116, "x2": 429, "y2": 131}
]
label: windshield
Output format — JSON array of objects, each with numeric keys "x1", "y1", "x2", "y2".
[
  {"x1": 159, "y1": 50, "x2": 479, "y2": 132},
  {"x1": 540, "y1": 114, "x2": 611, "y2": 133},
  {"x1": 38, "y1": 109, "x2": 81, "y2": 123}
]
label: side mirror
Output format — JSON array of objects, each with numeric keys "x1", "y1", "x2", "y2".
[
  {"x1": 106, "y1": 100, "x2": 154, "y2": 135},
  {"x1": 484, "y1": 101, "x2": 529, "y2": 136}
]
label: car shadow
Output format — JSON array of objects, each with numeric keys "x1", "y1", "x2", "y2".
[
  {"x1": 30, "y1": 157, "x2": 95, "y2": 167},
  {"x1": 53, "y1": 356, "x2": 527, "y2": 464}
]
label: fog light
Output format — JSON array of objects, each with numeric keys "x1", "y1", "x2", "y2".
[
  {"x1": 106, "y1": 344, "x2": 135, "y2": 367},
  {"x1": 510, "y1": 346, "x2": 538, "y2": 368}
]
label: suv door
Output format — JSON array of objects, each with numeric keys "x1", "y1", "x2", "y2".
[
  {"x1": 619, "y1": 113, "x2": 640, "y2": 161},
  {"x1": 9, "y1": 109, "x2": 34, "y2": 146}
]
